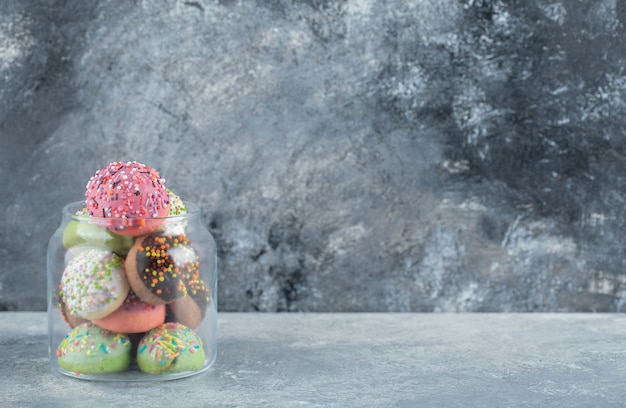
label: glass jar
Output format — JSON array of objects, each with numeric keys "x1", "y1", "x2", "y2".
[{"x1": 46, "y1": 201, "x2": 218, "y2": 381}]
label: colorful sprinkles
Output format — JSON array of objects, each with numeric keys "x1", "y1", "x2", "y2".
[
  {"x1": 167, "y1": 189, "x2": 187, "y2": 216},
  {"x1": 59, "y1": 248, "x2": 129, "y2": 320},
  {"x1": 186, "y1": 272, "x2": 211, "y2": 314},
  {"x1": 85, "y1": 161, "x2": 170, "y2": 220},
  {"x1": 137, "y1": 323, "x2": 204, "y2": 372},
  {"x1": 57, "y1": 323, "x2": 131, "y2": 367},
  {"x1": 135, "y1": 233, "x2": 200, "y2": 302},
  {"x1": 56, "y1": 289, "x2": 206, "y2": 376}
]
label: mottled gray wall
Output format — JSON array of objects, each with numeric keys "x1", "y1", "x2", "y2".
[{"x1": 2, "y1": 0, "x2": 626, "y2": 312}]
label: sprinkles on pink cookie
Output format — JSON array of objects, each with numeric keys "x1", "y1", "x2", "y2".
[
  {"x1": 85, "y1": 161, "x2": 170, "y2": 220},
  {"x1": 85, "y1": 161, "x2": 171, "y2": 235}
]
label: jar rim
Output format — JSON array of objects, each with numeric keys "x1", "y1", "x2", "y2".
[{"x1": 62, "y1": 200, "x2": 201, "y2": 222}]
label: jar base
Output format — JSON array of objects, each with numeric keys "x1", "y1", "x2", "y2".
[{"x1": 52, "y1": 353, "x2": 216, "y2": 382}]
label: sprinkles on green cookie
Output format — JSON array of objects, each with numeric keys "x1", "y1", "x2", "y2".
[
  {"x1": 137, "y1": 322, "x2": 205, "y2": 374},
  {"x1": 57, "y1": 323, "x2": 132, "y2": 375}
]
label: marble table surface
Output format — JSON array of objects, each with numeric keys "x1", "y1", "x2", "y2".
[{"x1": 2, "y1": 312, "x2": 625, "y2": 407}]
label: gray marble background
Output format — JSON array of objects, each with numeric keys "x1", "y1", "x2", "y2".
[{"x1": 1, "y1": 0, "x2": 625, "y2": 312}]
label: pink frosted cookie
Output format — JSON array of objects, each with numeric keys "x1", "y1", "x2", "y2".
[
  {"x1": 85, "y1": 161, "x2": 170, "y2": 236},
  {"x1": 93, "y1": 291, "x2": 166, "y2": 333},
  {"x1": 59, "y1": 247, "x2": 129, "y2": 320}
]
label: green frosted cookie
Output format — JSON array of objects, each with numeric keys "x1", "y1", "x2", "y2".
[
  {"x1": 62, "y1": 220, "x2": 134, "y2": 256},
  {"x1": 57, "y1": 323, "x2": 131, "y2": 374},
  {"x1": 137, "y1": 323, "x2": 205, "y2": 374}
]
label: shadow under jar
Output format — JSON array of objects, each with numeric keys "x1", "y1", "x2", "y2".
[{"x1": 47, "y1": 201, "x2": 218, "y2": 381}]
